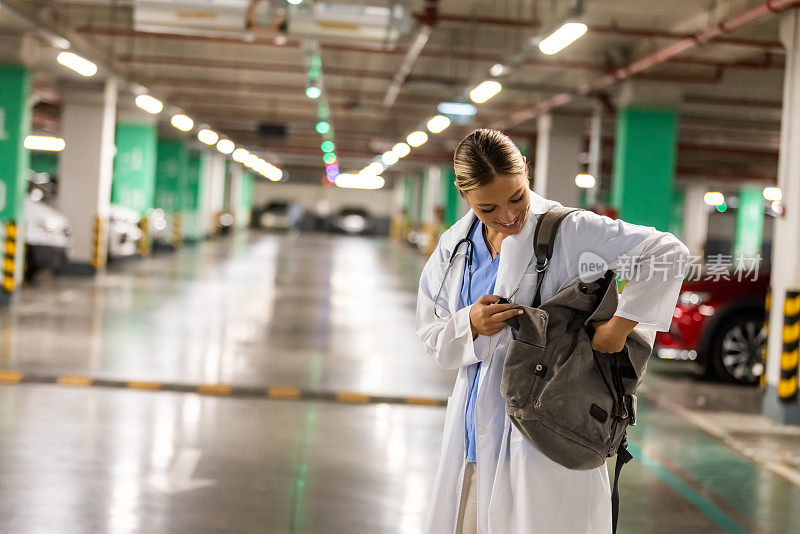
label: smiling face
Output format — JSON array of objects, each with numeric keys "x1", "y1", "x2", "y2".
[{"x1": 463, "y1": 173, "x2": 531, "y2": 236}]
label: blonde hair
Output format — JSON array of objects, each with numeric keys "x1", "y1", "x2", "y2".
[{"x1": 453, "y1": 129, "x2": 527, "y2": 194}]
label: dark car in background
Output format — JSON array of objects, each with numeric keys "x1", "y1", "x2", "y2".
[
  {"x1": 329, "y1": 206, "x2": 373, "y2": 235},
  {"x1": 252, "y1": 200, "x2": 303, "y2": 232},
  {"x1": 655, "y1": 274, "x2": 769, "y2": 385}
]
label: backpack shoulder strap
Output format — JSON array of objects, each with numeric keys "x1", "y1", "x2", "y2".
[{"x1": 531, "y1": 206, "x2": 582, "y2": 307}]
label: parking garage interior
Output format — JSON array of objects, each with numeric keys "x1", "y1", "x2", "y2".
[{"x1": 1, "y1": 0, "x2": 800, "y2": 533}]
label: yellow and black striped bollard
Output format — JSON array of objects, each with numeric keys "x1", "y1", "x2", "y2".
[
  {"x1": 137, "y1": 215, "x2": 151, "y2": 257},
  {"x1": 779, "y1": 290, "x2": 800, "y2": 402},
  {"x1": 171, "y1": 213, "x2": 182, "y2": 248},
  {"x1": 2, "y1": 221, "x2": 17, "y2": 293},
  {"x1": 91, "y1": 216, "x2": 106, "y2": 270}
]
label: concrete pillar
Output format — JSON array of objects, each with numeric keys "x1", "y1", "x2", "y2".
[
  {"x1": 111, "y1": 108, "x2": 157, "y2": 255},
  {"x1": 201, "y1": 153, "x2": 226, "y2": 237},
  {"x1": 764, "y1": 9, "x2": 800, "y2": 425},
  {"x1": 421, "y1": 166, "x2": 442, "y2": 254},
  {"x1": 390, "y1": 175, "x2": 404, "y2": 239},
  {"x1": 58, "y1": 78, "x2": 118, "y2": 273},
  {"x1": 0, "y1": 63, "x2": 32, "y2": 300},
  {"x1": 228, "y1": 164, "x2": 253, "y2": 229},
  {"x1": 682, "y1": 184, "x2": 710, "y2": 257},
  {"x1": 533, "y1": 114, "x2": 584, "y2": 208},
  {"x1": 237, "y1": 171, "x2": 254, "y2": 228},
  {"x1": 611, "y1": 81, "x2": 680, "y2": 231},
  {"x1": 155, "y1": 138, "x2": 188, "y2": 247},
  {"x1": 733, "y1": 185, "x2": 765, "y2": 265}
]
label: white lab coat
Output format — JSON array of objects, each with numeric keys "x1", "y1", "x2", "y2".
[{"x1": 416, "y1": 190, "x2": 689, "y2": 534}]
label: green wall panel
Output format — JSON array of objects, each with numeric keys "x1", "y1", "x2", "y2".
[
  {"x1": 611, "y1": 107, "x2": 678, "y2": 231},
  {"x1": 154, "y1": 138, "x2": 187, "y2": 213},
  {"x1": 111, "y1": 121, "x2": 157, "y2": 214},
  {"x1": 0, "y1": 64, "x2": 31, "y2": 222}
]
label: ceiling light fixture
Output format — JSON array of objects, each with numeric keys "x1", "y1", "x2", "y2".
[
  {"x1": 407, "y1": 131, "x2": 428, "y2": 147},
  {"x1": 381, "y1": 151, "x2": 399, "y2": 166},
  {"x1": 135, "y1": 94, "x2": 163, "y2": 114},
  {"x1": 170, "y1": 114, "x2": 194, "y2": 132},
  {"x1": 469, "y1": 80, "x2": 502, "y2": 104},
  {"x1": 426, "y1": 115, "x2": 450, "y2": 134},
  {"x1": 216, "y1": 139, "x2": 235, "y2": 154},
  {"x1": 392, "y1": 142, "x2": 411, "y2": 158},
  {"x1": 538, "y1": 22, "x2": 588, "y2": 55},
  {"x1": 24, "y1": 135, "x2": 66, "y2": 151},
  {"x1": 198, "y1": 129, "x2": 219, "y2": 145},
  {"x1": 56, "y1": 51, "x2": 97, "y2": 77}
]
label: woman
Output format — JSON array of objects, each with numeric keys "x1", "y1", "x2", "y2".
[{"x1": 416, "y1": 129, "x2": 689, "y2": 534}]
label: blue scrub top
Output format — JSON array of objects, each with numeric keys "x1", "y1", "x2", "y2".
[{"x1": 458, "y1": 217, "x2": 500, "y2": 463}]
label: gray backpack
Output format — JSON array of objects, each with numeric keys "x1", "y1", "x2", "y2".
[{"x1": 501, "y1": 207, "x2": 655, "y2": 533}]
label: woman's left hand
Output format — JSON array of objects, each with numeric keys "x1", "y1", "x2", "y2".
[{"x1": 589, "y1": 316, "x2": 639, "y2": 354}]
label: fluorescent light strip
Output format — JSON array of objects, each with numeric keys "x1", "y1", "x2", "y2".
[
  {"x1": 24, "y1": 135, "x2": 66, "y2": 151},
  {"x1": 198, "y1": 129, "x2": 219, "y2": 145},
  {"x1": 538, "y1": 22, "x2": 588, "y2": 55},
  {"x1": 427, "y1": 114, "x2": 450, "y2": 134},
  {"x1": 56, "y1": 51, "x2": 97, "y2": 77},
  {"x1": 336, "y1": 174, "x2": 385, "y2": 190},
  {"x1": 171, "y1": 114, "x2": 194, "y2": 132},
  {"x1": 216, "y1": 139, "x2": 235, "y2": 154},
  {"x1": 392, "y1": 142, "x2": 411, "y2": 158},
  {"x1": 469, "y1": 80, "x2": 502, "y2": 104},
  {"x1": 407, "y1": 131, "x2": 428, "y2": 147},
  {"x1": 135, "y1": 94, "x2": 163, "y2": 114}
]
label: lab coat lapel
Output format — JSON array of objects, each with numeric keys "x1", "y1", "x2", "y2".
[
  {"x1": 439, "y1": 210, "x2": 478, "y2": 313},
  {"x1": 494, "y1": 190, "x2": 559, "y2": 302},
  {"x1": 479, "y1": 190, "x2": 561, "y2": 371}
]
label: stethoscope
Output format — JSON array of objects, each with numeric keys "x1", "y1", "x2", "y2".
[{"x1": 433, "y1": 215, "x2": 481, "y2": 319}]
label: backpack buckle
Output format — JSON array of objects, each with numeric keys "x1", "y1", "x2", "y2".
[
  {"x1": 626, "y1": 394, "x2": 637, "y2": 426},
  {"x1": 536, "y1": 258, "x2": 549, "y2": 272}
]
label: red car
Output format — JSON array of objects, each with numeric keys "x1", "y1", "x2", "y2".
[{"x1": 654, "y1": 274, "x2": 769, "y2": 384}]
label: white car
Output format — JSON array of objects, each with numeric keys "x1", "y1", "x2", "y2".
[
  {"x1": 108, "y1": 204, "x2": 143, "y2": 259},
  {"x1": 24, "y1": 193, "x2": 72, "y2": 279}
]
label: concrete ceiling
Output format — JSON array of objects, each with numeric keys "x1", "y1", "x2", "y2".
[{"x1": 0, "y1": 0, "x2": 793, "y2": 187}]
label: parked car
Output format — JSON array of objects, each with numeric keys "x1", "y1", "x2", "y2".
[
  {"x1": 330, "y1": 206, "x2": 372, "y2": 235},
  {"x1": 107, "y1": 204, "x2": 142, "y2": 259},
  {"x1": 253, "y1": 200, "x2": 303, "y2": 231},
  {"x1": 655, "y1": 274, "x2": 769, "y2": 385},
  {"x1": 24, "y1": 193, "x2": 71, "y2": 280}
]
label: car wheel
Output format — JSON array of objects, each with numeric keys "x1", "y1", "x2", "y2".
[{"x1": 709, "y1": 310, "x2": 766, "y2": 385}]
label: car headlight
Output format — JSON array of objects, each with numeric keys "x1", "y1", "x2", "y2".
[{"x1": 679, "y1": 291, "x2": 711, "y2": 306}]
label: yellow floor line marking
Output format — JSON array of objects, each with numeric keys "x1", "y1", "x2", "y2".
[
  {"x1": 57, "y1": 375, "x2": 92, "y2": 387},
  {"x1": 268, "y1": 387, "x2": 301, "y2": 399},
  {"x1": 405, "y1": 396, "x2": 443, "y2": 406},
  {"x1": 336, "y1": 392, "x2": 371, "y2": 404},
  {"x1": 0, "y1": 370, "x2": 23, "y2": 383},
  {"x1": 197, "y1": 384, "x2": 232, "y2": 396},
  {"x1": 0, "y1": 370, "x2": 446, "y2": 406},
  {"x1": 128, "y1": 381, "x2": 161, "y2": 391}
]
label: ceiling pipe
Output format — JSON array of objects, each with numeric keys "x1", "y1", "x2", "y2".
[
  {"x1": 381, "y1": 0, "x2": 438, "y2": 112},
  {"x1": 117, "y1": 53, "x2": 745, "y2": 88},
  {"x1": 79, "y1": 25, "x2": 784, "y2": 70},
  {"x1": 492, "y1": 0, "x2": 800, "y2": 130}
]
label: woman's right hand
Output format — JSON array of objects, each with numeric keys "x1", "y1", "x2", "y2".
[{"x1": 469, "y1": 295, "x2": 523, "y2": 338}]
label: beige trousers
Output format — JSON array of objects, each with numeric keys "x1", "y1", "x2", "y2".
[{"x1": 456, "y1": 462, "x2": 478, "y2": 534}]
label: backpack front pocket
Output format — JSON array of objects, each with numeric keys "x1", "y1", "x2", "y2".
[{"x1": 501, "y1": 338, "x2": 548, "y2": 410}]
